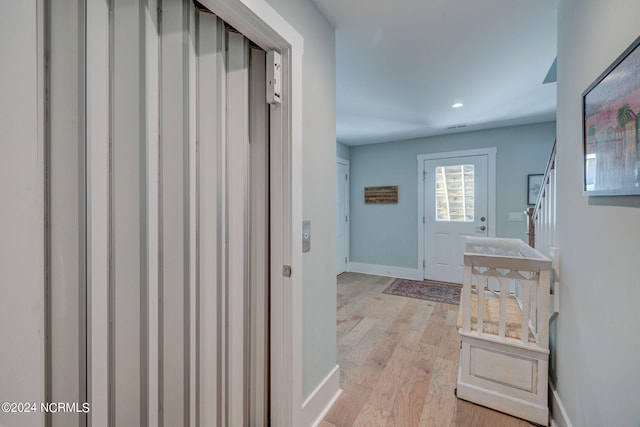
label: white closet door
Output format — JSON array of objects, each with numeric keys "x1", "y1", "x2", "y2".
[
  {"x1": 45, "y1": 3, "x2": 270, "y2": 427},
  {"x1": 196, "y1": 10, "x2": 226, "y2": 427},
  {"x1": 159, "y1": 0, "x2": 192, "y2": 425},
  {"x1": 226, "y1": 29, "x2": 250, "y2": 427},
  {"x1": 249, "y1": 46, "x2": 270, "y2": 427},
  {"x1": 226, "y1": 28, "x2": 271, "y2": 427},
  {"x1": 111, "y1": 0, "x2": 148, "y2": 424},
  {"x1": 48, "y1": 1, "x2": 85, "y2": 426},
  {"x1": 336, "y1": 161, "x2": 349, "y2": 274}
]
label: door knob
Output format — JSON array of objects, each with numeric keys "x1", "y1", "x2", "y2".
[{"x1": 477, "y1": 225, "x2": 486, "y2": 231}]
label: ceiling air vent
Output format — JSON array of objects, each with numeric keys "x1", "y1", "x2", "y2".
[{"x1": 447, "y1": 124, "x2": 467, "y2": 130}]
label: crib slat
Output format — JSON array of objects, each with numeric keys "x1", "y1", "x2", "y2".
[
  {"x1": 530, "y1": 280, "x2": 538, "y2": 334},
  {"x1": 462, "y1": 264, "x2": 472, "y2": 332},
  {"x1": 477, "y1": 276, "x2": 486, "y2": 334},
  {"x1": 498, "y1": 277, "x2": 508, "y2": 338},
  {"x1": 521, "y1": 281, "x2": 532, "y2": 343}
]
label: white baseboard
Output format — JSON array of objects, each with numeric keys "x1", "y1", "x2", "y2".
[
  {"x1": 302, "y1": 365, "x2": 342, "y2": 427},
  {"x1": 348, "y1": 262, "x2": 421, "y2": 280},
  {"x1": 550, "y1": 382, "x2": 573, "y2": 427}
]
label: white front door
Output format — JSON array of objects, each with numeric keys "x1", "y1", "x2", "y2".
[
  {"x1": 424, "y1": 154, "x2": 489, "y2": 283},
  {"x1": 336, "y1": 160, "x2": 350, "y2": 274}
]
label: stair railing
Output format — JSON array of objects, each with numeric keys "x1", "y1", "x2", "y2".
[{"x1": 526, "y1": 140, "x2": 558, "y2": 313}]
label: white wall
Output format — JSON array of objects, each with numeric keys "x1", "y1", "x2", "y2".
[
  {"x1": 263, "y1": 0, "x2": 337, "y2": 401},
  {"x1": 556, "y1": 1, "x2": 640, "y2": 425},
  {"x1": 0, "y1": 2, "x2": 45, "y2": 427}
]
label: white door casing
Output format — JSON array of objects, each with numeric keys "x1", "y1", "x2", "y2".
[
  {"x1": 418, "y1": 148, "x2": 496, "y2": 284},
  {"x1": 336, "y1": 158, "x2": 350, "y2": 274}
]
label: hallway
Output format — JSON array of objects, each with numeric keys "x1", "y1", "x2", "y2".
[{"x1": 322, "y1": 273, "x2": 531, "y2": 426}]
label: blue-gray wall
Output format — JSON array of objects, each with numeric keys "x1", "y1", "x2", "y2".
[
  {"x1": 337, "y1": 140, "x2": 351, "y2": 160},
  {"x1": 350, "y1": 121, "x2": 556, "y2": 268},
  {"x1": 555, "y1": 1, "x2": 640, "y2": 425}
]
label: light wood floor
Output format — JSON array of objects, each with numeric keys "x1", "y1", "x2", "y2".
[{"x1": 321, "y1": 272, "x2": 532, "y2": 427}]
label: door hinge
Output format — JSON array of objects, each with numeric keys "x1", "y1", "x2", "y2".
[
  {"x1": 345, "y1": 215, "x2": 348, "y2": 222},
  {"x1": 423, "y1": 170, "x2": 427, "y2": 180},
  {"x1": 345, "y1": 257, "x2": 348, "y2": 264},
  {"x1": 423, "y1": 260, "x2": 425, "y2": 268},
  {"x1": 345, "y1": 173, "x2": 348, "y2": 181},
  {"x1": 423, "y1": 215, "x2": 425, "y2": 224},
  {"x1": 283, "y1": 265, "x2": 292, "y2": 277}
]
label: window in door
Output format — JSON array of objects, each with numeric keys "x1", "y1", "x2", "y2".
[{"x1": 435, "y1": 164, "x2": 475, "y2": 222}]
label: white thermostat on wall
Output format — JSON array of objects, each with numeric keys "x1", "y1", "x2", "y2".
[{"x1": 267, "y1": 50, "x2": 282, "y2": 104}]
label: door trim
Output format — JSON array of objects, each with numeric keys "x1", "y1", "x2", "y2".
[
  {"x1": 417, "y1": 148, "x2": 497, "y2": 280},
  {"x1": 336, "y1": 157, "x2": 350, "y2": 275}
]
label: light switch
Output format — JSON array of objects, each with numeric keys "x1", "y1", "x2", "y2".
[{"x1": 507, "y1": 212, "x2": 524, "y2": 222}]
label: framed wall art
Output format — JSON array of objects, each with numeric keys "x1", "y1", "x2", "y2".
[
  {"x1": 527, "y1": 174, "x2": 543, "y2": 206},
  {"x1": 583, "y1": 35, "x2": 640, "y2": 196},
  {"x1": 364, "y1": 186, "x2": 398, "y2": 204}
]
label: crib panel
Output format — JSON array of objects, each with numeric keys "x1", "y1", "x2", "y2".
[
  {"x1": 458, "y1": 338, "x2": 549, "y2": 425},
  {"x1": 457, "y1": 236, "x2": 551, "y2": 425},
  {"x1": 470, "y1": 345, "x2": 536, "y2": 393}
]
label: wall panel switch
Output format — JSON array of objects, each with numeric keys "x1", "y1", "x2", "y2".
[
  {"x1": 508, "y1": 212, "x2": 524, "y2": 222},
  {"x1": 302, "y1": 220, "x2": 311, "y2": 252}
]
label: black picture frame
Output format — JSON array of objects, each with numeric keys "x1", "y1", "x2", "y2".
[
  {"x1": 527, "y1": 174, "x2": 543, "y2": 206},
  {"x1": 582, "y1": 35, "x2": 640, "y2": 196}
]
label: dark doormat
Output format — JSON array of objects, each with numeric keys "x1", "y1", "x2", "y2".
[{"x1": 383, "y1": 278, "x2": 461, "y2": 305}]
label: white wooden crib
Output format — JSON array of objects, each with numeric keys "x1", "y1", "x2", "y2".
[{"x1": 456, "y1": 237, "x2": 552, "y2": 426}]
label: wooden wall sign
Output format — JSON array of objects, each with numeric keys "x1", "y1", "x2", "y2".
[{"x1": 364, "y1": 186, "x2": 398, "y2": 204}]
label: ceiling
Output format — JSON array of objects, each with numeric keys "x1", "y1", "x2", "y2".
[{"x1": 311, "y1": 0, "x2": 558, "y2": 146}]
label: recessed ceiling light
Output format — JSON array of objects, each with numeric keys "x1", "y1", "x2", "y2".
[{"x1": 452, "y1": 102, "x2": 464, "y2": 108}]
